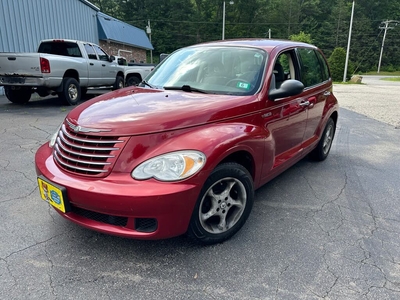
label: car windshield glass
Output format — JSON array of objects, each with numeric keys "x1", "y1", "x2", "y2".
[{"x1": 145, "y1": 46, "x2": 267, "y2": 96}]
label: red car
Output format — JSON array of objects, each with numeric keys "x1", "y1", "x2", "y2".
[{"x1": 35, "y1": 39, "x2": 338, "y2": 244}]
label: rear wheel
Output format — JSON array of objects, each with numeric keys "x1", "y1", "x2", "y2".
[
  {"x1": 4, "y1": 86, "x2": 32, "y2": 104},
  {"x1": 126, "y1": 76, "x2": 141, "y2": 86},
  {"x1": 311, "y1": 117, "x2": 336, "y2": 161},
  {"x1": 113, "y1": 76, "x2": 124, "y2": 90},
  {"x1": 58, "y1": 77, "x2": 80, "y2": 105},
  {"x1": 187, "y1": 163, "x2": 254, "y2": 245}
]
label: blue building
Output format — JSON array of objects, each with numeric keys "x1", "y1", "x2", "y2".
[
  {"x1": 0, "y1": 0, "x2": 153, "y2": 94},
  {"x1": 0, "y1": 0, "x2": 152, "y2": 58}
]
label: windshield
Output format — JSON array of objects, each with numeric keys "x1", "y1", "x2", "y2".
[{"x1": 145, "y1": 46, "x2": 267, "y2": 95}]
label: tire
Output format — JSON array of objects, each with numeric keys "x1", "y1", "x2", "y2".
[
  {"x1": 4, "y1": 86, "x2": 31, "y2": 104},
  {"x1": 59, "y1": 77, "x2": 80, "y2": 105},
  {"x1": 80, "y1": 87, "x2": 88, "y2": 98},
  {"x1": 187, "y1": 162, "x2": 254, "y2": 245},
  {"x1": 311, "y1": 117, "x2": 336, "y2": 161},
  {"x1": 113, "y1": 76, "x2": 124, "y2": 90},
  {"x1": 126, "y1": 76, "x2": 141, "y2": 86}
]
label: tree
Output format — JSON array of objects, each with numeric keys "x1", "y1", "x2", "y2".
[
  {"x1": 289, "y1": 31, "x2": 312, "y2": 43},
  {"x1": 88, "y1": 0, "x2": 400, "y2": 70}
]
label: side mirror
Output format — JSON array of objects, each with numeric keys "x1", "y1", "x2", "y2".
[
  {"x1": 109, "y1": 55, "x2": 115, "y2": 62},
  {"x1": 268, "y1": 79, "x2": 304, "y2": 101}
]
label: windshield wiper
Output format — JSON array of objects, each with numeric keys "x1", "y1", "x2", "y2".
[
  {"x1": 140, "y1": 80, "x2": 156, "y2": 89},
  {"x1": 164, "y1": 85, "x2": 209, "y2": 94}
]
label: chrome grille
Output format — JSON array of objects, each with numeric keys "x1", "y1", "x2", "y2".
[{"x1": 53, "y1": 123, "x2": 126, "y2": 176}]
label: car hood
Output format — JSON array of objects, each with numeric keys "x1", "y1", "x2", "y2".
[{"x1": 66, "y1": 87, "x2": 259, "y2": 135}]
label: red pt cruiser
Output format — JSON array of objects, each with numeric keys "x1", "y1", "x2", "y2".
[{"x1": 35, "y1": 39, "x2": 338, "y2": 244}]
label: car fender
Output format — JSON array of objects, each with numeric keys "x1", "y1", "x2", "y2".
[{"x1": 118, "y1": 122, "x2": 268, "y2": 186}]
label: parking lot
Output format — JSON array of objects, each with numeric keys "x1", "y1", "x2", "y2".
[{"x1": 1, "y1": 77, "x2": 400, "y2": 299}]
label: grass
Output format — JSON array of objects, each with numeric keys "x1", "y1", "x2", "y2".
[
  {"x1": 380, "y1": 77, "x2": 400, "y2": 82},
  {"x1": 361, "y1": 71, "x2": 400, "y2": 76}
]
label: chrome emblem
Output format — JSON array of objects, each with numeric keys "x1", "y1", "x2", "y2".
[{"x1": 66, "y1": 119, "x2": 111, "y2": 133}]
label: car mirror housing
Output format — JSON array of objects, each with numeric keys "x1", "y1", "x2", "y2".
[
  {"x1": 269, "y1": 79, "x2": 304, "y2": 101},
  {"x1": 109, "y1": 55, "x2": 115, "y2": 62}
]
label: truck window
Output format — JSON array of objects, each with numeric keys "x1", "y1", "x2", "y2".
[
  {"x1": 84, "y1": 44, "x2": 97, "y2": 60},
  {"x1": 94, "y1": 46, "x2": 109, "y2": 61},
  {"x1": 38, "y1": 41, "x2": 82, "y2": 58}
]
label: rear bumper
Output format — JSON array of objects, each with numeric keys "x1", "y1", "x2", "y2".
[
  {"x1": 35, "y1": 143, "x2": 201, "y2": 239},
  {"x1": 0, "y1": 76, "x2": 62, "y2": 89}
]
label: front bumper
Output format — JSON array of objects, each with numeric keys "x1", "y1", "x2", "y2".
[{"x1": 35, "y1": 143, "x2": 201, "y2": 239}]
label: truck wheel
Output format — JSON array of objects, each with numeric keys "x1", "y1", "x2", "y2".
[
  {"x1": 126, "y1": 76, "x2": 141, "y2": 86},
  {"x1": 113, "y1": 76, "x2": 124, "y2": 90},
  {"x1": 4, "y1": 86, "x2": 32, "y2": 104},
  {"x1": 187, "y1": 163, "x2": 254, "y2": 245},
  {"x1": 59, "y1": 77, "x2": 81, "y2": 105},
  {"x1": 80, "y1": 87, "x2": 88, "y2": 98}
]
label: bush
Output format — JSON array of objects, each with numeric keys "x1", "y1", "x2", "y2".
[{"x1": 328, "y1": 47, "x2": 352, "y2": 81}]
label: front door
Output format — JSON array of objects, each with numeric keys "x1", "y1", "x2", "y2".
[
  {"x1": 93, "y1": 45, "x2": 118, "y2": 85},
  {"x1": 263, "y1": 50, "x2": 308, "y2": 171}
]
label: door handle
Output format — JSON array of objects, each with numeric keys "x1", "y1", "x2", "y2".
[
  {"x1": 89, "y1": 63, "x2": 94, "y2": 66},
  {"x1": 323, "y1": 91, "x2": 331, "y2": 96},
  {"x1": 102, "y1": 64, "x2": 106, "y2": 67},
  {"x1": 299, "y1": 100, "x2": 310, "y2": 107}
]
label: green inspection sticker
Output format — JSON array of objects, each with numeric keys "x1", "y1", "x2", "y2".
[{"x1": 236, "y1": 82, "x2": 251, "y2": 90}]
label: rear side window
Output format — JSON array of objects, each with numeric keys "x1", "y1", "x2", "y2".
[
  {"x1": 84, "y1": 44, "x2": 97, "y2": 60},
  {"x1": 297, "y1": 48, "x2": 325, "y2": 88}
]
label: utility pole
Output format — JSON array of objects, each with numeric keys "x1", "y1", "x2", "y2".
[
  {"x1": 377, "y1": 20, "x2": 399, "y2": 73},
  {"x1": 146, "y1": 20, "x2": 153, "y2": 64},
  {"x1": 343, "y1": 0, "x2": 355, "y2": 82}
]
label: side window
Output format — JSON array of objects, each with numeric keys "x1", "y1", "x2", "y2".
[
  {"x1": 315, "y1": 51, "x2": 330, "y2": 81},
  {"x1": 94, "y1": 46, "x2": 109, "y2": 61},
  {"x1": 273, "y1": 50, "x2": 297, "y2": 88},
  {"x1": 84, "y1": 44, "x2": 97, "y2": 60},
  {"x1": 66, "y1": 43, "x2": 82, "y2": 57},
  {"x1": 297, "y1": 48, "x2": 324, "y2": 88}
]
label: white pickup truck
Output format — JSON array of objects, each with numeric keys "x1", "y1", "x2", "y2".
[
  {"x1": 0, "y1": 39, "x2": 125, "y2": 105},
  {"x1": 112, "y1": 55, "x2": 155, "y2": 86}
]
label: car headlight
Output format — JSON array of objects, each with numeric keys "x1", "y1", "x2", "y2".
[
  {"x1": 49, "y1": 123, "x2": 62, "y2": 148},
  {"x1": 132, "y1": 150, "x2": 206, "y2": 181}
]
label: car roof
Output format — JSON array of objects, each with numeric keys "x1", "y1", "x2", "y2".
[{"x1": 189, "y1": 38, "x2": 318, "y2": 52}]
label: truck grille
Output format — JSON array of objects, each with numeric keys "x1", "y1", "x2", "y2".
[{"x1": 53, "y1": 123, "x2": 126, "y2": 176}]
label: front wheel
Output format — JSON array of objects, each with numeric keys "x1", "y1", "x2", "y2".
[
  {"x1": 311, "y1": 117, "x2": 336, "y2": 161},
  {"x1": 4, "y1": 86, "x2": 32, "y2": 104},
  {"x1": 58, "y1": 77, "x2": 81, "y2": 105},
  {"x1": 126, "y1": 76, "x2": 141, "y2": 86},
  {"x1": 187, "y1": 163, "x2": 254, "y2": 245}
]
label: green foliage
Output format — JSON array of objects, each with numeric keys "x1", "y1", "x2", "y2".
[
  {"x1": 328, "y1": 47, "x2": 350, "y2": 81},
  {"x1": 289, "y1": 31, "x2": 312, "y2": 43},
  {"x1": 89, "y1": 0, "x2": 400, "y2": 71}
]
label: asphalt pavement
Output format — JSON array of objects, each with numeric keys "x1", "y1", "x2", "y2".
[{"x1": 0, "y1": 76, "x2": 400, "y2": 299}]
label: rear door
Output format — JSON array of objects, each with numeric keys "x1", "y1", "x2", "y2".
[{"x1": 296, "y1": 48, "x2": 332, "y2": 148}]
